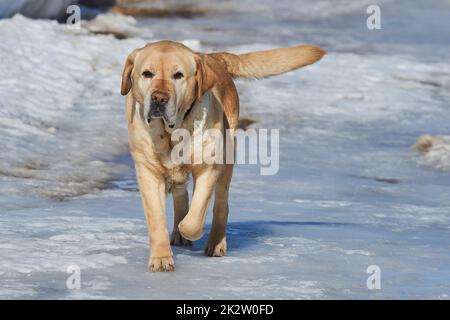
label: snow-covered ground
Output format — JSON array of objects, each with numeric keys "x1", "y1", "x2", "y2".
[{"x1": 1, "y1": 0, "x2": 450, "y2": 299}]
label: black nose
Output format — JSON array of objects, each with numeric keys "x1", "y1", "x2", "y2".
[{"x1": 151, "y1": 91, "x2": 169, "y2": 105}]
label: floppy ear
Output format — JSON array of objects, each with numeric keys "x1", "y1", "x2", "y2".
[
  {"x1": 195, "y1": 55, "x2": 217, "y2": 101},
  {"x1": 121, "y1": 50, "x2": 138, "y2": 96}
]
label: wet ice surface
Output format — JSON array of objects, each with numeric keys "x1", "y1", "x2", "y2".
[{"x1": 1, "y1": 0, "x2": 450, "y2": 299}]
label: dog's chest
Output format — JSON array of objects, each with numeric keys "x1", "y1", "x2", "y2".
[
  {"x1": 145, "y1": 129, "x2": 189, "y2": 189},
  {"x1": 155, "y1": 103, "x2": 211, "y2": 189},
  {"x1": 130, "y1": 96, "x2": 212, "y2": 191}
]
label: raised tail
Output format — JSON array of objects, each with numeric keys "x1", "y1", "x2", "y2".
[{"x1": 208, "y1": 45, "x2": 326, "y2": 79}]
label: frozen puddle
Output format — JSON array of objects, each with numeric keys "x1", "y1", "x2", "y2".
[{"x1": 1, "y1": 12, "x2": 450, "y2": 299}]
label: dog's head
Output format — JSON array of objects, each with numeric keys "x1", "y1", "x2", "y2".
[{"x1": 121, "y1": 41, "x2": 216, "y2": 130}]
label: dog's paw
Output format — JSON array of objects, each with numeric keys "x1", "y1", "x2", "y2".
[
  {"x1": 148, "y1": 256, "x2": 175, "y2": 272},
  {"x1": 204, "y1": 237, "x2": 227, "y2": 257},
  {"x1": 170, "y1": 231, "x2": 192, "y2": 246}
]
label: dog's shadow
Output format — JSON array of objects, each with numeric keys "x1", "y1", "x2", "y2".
[{"x1": 173, "y1": 220, "x2": 355, "y2": 255}]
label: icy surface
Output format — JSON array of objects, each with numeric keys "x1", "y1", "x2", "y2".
[{"x1": 1, "y1": 0, "x2": 450, "y2": 299}]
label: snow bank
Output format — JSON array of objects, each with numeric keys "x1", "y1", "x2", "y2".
[
  {"x1": 0, "y1": 15, "x2": 147, "y2": 200},
  {"x1": 81, "y1": 12, "x2": 150, "y2": 39}
]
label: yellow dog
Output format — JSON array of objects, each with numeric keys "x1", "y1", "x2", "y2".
[{"x1": 121, "y1": 41, "x2": 325, "y2": 271}]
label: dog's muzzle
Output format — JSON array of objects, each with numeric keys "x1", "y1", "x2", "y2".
[
  {"x1": 147, "y1": 90, "x2": 174, "y2": 125},
  {"x1": 148, "y1": 103, "x2": 176, "y2": 129},
  {"x1": 148, "y1": 104, "x2": 164, "y2": 119}
]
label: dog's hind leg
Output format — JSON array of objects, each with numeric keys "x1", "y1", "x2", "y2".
[
  {"x1": 204, "y1": 164, "x2": 233, "y2": 257},
  {"x1": 170, "y1": 185, "x2": 192, "y2": 246}
]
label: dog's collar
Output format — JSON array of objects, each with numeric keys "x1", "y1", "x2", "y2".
[{"x1": 183, "y1": 99, "x2": 197, "y2": 120}]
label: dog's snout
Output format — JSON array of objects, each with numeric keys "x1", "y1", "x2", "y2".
[{"x1": 151, "y1": 91, "x2": 169, "y2": 105}]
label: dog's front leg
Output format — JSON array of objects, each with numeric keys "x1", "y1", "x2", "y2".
[
  {"x1": 178, "y1": 166, "x2": 220, "y2": 241},
  {"x1": 135, "y1": 164, "x2": 174, "y2": 272}
]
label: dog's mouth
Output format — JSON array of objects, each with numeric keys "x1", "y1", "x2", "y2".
[
  {"x1": 148, "y1": 106, "x2": 176, "y2": 128},
  {"x1": 148, "y1": 108, "x2": 163, "y2": 119}
]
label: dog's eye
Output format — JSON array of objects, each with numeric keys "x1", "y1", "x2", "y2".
[
  {"x1": 173, "y1": 72, "x2": 184, "y2": 80},
  {"x1": 142, "y1": 70, "x2": 154, "y2": 78}
]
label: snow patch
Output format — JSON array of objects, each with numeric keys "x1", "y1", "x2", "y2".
[
  {"x1": 81, "y1": 12, "x2": 148, "y2": 39},
  {"x1": 414, "y1": 135, "x2": 450, "y2": 172}
]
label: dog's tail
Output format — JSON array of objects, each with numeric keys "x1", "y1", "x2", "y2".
[{"x1": 208, "y1": 45, "x2": 326, "y2": 80}]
